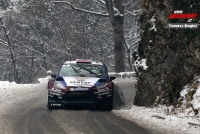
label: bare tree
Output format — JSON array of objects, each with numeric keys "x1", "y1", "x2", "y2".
[
  {"x1": 0, "y1": 17, "x2": 20, "y2": 83},
  {"x1": 0, "y1": 0, "x2": 140, "y2": 83},
  {"x1": 104, "y1": 0, "x2": 125, "y2": 72},
  {"x1": 52, "y1": 0, "x2": 125, "y2": 72}
]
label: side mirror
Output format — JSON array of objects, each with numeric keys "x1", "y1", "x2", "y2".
[
  {"x1": 51, "y1": 74, "x2": 56, "y2": 79},
  {"x1": 110, "y1": 76, "x2": 116, "y2": 81}
]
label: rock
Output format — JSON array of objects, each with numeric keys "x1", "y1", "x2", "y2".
[{"x1": 134, "y1": 0, "x2": 200, "y2": 106}]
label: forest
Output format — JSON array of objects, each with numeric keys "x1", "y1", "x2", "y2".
[
  {"x1": 1, "y1": 0, "x2": 200, "y2": 107},
  {"x1": 0, "y1": 0, "x2": 140, "y2": 83}
]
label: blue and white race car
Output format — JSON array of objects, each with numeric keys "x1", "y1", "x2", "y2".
[{"x1": 47, "y1": 59, "x2": 115, "y2": 109}]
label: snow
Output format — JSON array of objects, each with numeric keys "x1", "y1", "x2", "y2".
[
  {"x1": 112, "y1": 75, "x2": 200, "y2": 134},
  {"x1": 0, "y1": 74, "x2": 200, "y2": 133},
  {"x1": 193, "y1": 89, "x2": 200, "y2": 109},
  {"x1": 112, "y1": 2, "x2": 123, "y2": 17},
  {"x1": 38, "y1": 76, "x2": 51, "y2": 83},
  {"x1": 113, "y1": 104, "x2": 200, "y2": 134},
  {"x1": 53, "y1": 1, "x2": 109, "y2": 17},
  {"x1": 134, "y1": 58, "x2": 149, "y2": 70},
  {"x1": 149, "y1": 15, "x2": 157, "y2": 32},
  {"x1": 180, "y1": 76, "x2": 200, "y2": 113},
  {"x1": 0, "y1": 80, "x2": 47, "y2": 134},
  {"x1": 97, "y1": 0, "x2": 106, "y2": 5},
  {"x1": 113, "y1": 7, "x2": 123, "y2": 16},
  {"x1": 46, "y1": 70, "x2": 53, "y2": 74},
  {"x1": 108, "y1": 72, "x2": 135, "y2": 79},
  {"x1": 0, "y1": 81, "x2": 17, "y2": 86}
]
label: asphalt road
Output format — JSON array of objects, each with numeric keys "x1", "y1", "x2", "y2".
[{"x1": 4, "y1": 82, "x2": 152, "y2": 134}]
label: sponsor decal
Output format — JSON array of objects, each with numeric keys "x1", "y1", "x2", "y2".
[
  {"x1": 74, "y1": 77, "x2": 88, "y2": 82},
  {"x1": 70, "y1": 81, "x2": 91, "y2": 85},
  {"x1": 63, "y1": 77, "x2": 100, "y2": 86},
  {"x1": 70, "y1": 77, "x2": 91, "y2": 85},
  {"x1": 49, "y1": 91, "x2": 62, "y2": 96},
  {"x1": 98, "y1": 88, "x2": 106, "y2": 92},
  {"x1": 101, "y1": 92, "x2": 110, "y2": 95}
]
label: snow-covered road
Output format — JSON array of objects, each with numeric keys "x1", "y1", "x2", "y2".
[
  {"x1": 0, "y1": 76, "x2": 200, "y2": 134},
  {"x1": 0, "y1": 77, "x2": 150, "y2": 134},
  {"x1": 0, "y1": 82, "x2": 47, "y2": 134}
]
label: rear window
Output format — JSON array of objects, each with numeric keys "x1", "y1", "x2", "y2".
[{"x1": 59, "y1": 63, "x2": 106, "y2": 77}]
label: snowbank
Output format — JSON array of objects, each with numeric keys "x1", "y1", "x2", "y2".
[
  {"x1": 108, "y1": 72, "x2": 136, "y2": 79},
  {"x1": 0, "y1": 81, "x2": 17, "y2": 86},
  {"x1": 113, "y1": 104, "x2": 200, "y2": 134},
  {"x1": 179, "y1": 75, "x2": 200, "y2": 116},
  {"x1": 38, "y1": 76, "x2": 51, "y2": 83}
]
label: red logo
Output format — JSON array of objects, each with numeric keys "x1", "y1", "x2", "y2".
[
  {"x1": 168, "y1": 14, "x2": 197, "y2": 19},
  {"x1": 168, "y1": 10, "x2": 198, "y2": 22}
]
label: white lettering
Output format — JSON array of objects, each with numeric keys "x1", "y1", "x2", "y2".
[
  {"x1": 184, "y1": 24, "x2": 198, "y2": 28},
  {"x1": 174, "y1": 10, "x2": 183, "y2": 13},
  {"x1": 169, "y1": 24, "x2": 184, "y2": 28},
  {"x1": 51, "y1": 104, "x2": 61, "y2": 106}
]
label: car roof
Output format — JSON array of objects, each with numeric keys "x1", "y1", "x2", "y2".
[{"x1": 63, "y1": 59, "x2": 103, "y2": 65}]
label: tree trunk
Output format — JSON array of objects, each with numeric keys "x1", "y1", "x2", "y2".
[{"x1": 105, "y1": 0, "x2": 125, "y2": 72}]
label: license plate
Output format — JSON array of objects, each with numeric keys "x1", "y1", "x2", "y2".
[
  {"x1": 98, "y1": 88, "x2": 105, "y2": 92},
  {"x1": 74, "y1": 88, "x2": 88, "y2": 91}
]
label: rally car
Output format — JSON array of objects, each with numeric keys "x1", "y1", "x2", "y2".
[{"x1": 47, "y1": 59, "x2": 115, "y2": 110}]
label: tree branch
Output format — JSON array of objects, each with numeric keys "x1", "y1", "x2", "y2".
[
  {"x1": 104, "y1": 0, "x2": 114, "y2": 22},
  {"x1": 7, "y1": 0, "x2": 36, "y2": 35},
  {"x1": 97, "y1": 0, "x2": 106, "y2": 5},
  {"x1": 45, "y1": 8, "x2": 67, "y2": 20},
  {"x1": 52, "y1": 1, "x2": 109, "y2": 17}
]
